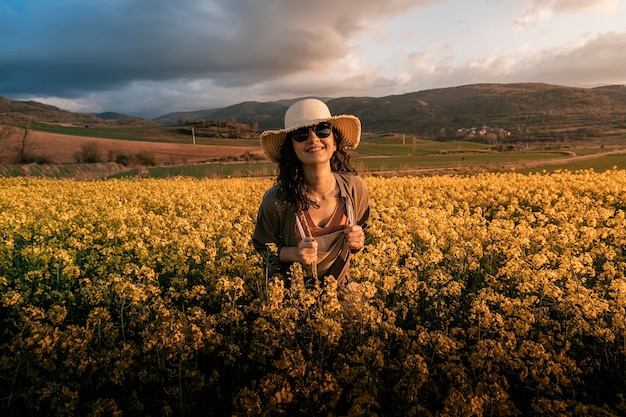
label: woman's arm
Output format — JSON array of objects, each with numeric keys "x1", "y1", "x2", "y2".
[{"x1": 279, "y1": 240, "x2": 318, "y2": 265}]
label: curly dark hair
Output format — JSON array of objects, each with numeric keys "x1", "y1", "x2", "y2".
[{"x1": 276, "y1": 126, "x2": 357, "y2": 213}]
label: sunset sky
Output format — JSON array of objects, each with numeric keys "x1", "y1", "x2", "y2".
[{"x1": 1, "y1": 0, "x2": 625, "y2": 118}]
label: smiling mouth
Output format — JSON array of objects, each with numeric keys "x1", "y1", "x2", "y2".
[{"x1": 306, "y1": 146, "x2": 325, "y2": 153}]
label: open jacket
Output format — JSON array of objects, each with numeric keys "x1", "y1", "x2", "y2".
[{"x1": 252, "y1": 172, "x2": 370, "y2": 280}]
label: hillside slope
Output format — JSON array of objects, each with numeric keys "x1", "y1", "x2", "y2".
[
  {"x1": 4, "y1": 83, "x2": 626, "y2": 140},
  {"x1": 158, "y1": 83, "x2": 626, "y2": 140},
  {"x1": 329, "y1": 83, "x2": 626, "y2": 140},
  {"x1": 0, "y1": 97, "x2": 158, "y2": 127}
]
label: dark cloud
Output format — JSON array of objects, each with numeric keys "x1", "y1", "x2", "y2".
[
  {"x1": 0, "y1": 0, "x2": 435, "y2": 98},
  {"x1": 2, "y1": 0, "x2": 623, "y2": 117}
]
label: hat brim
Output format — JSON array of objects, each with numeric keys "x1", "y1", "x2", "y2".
[{"x1": 260, "y1": 115, "x2": 361, "y2": 163}]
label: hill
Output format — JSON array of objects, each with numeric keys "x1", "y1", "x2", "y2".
[
  {"x1": 153, "y1": 108, "x2": 221, "y2": 126},
  {"x1": 3, "y1": 83, "x2": 626, "y2": 141},
  {"x1": 154, "y1": 97, "x2": 334, "y2": 126},
  {"x1": 0, "y1": 97, "x2": 159, "y2": 127},
  {"x1": 155, "y1": 101, "x2": 287, "y2": 128},
  {"x1": 343, "y1": 83, "x2": 626, "y2": 141},
  {"x1": 155, "y1": 83, "x2": 626, "y2": 141},
  {"x1": 94, "y1": 111, "x2": 144, "y2": 121}
]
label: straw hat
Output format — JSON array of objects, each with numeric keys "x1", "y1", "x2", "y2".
[{"x1": 260, "y1": 98, "x2": 361, "y2": 163}]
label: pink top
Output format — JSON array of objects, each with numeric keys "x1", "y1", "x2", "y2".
[{"x1": 301, "y1": 199, "x2": 349, "y2": 240}]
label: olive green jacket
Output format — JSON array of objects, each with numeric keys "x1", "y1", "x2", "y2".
[{"x1": 252, "y1": 172, "x2": 371, "y2": 278}]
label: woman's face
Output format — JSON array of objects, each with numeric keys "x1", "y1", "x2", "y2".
[{"x1": 290, "y1": 122, "x2": 337, "y2": 166}]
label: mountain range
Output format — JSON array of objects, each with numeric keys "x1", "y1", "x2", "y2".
[{"x1": 2, "y1": 83, "x2": 626, "y2": 141}]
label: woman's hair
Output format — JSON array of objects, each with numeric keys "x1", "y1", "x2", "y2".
[{"x1": 276, "y1": 126, "x2": 357, "y2": 213}]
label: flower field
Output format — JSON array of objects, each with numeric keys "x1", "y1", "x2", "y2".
[{"x1": 1, "y1": 170, "x2": 626, "y2": 416}]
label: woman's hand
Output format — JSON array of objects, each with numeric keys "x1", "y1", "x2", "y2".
[
  {"x1": 280, "y1": 240, "x2": 318, "y2": 265},
  {"x1": 344, "y1": 225, "x2": 365, "y2": 251},
  {"x1": 297, "y1": 238, "x2": 318, "y2": 265}
]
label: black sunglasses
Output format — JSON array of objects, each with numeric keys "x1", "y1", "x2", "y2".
[{"x1": 288, "y1": 122, "x2": 333, "y2": 142}]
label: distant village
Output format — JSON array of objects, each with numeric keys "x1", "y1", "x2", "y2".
[{"x1": 455, "y1": 126, "x2": 511, "y2": 140}]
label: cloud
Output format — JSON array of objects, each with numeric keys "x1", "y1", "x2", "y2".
[
  {"x1": 0, "y1": 0, "x2": 438, "y2": 98},
  {"x1": 35, "y1": 28, "x2": 626, "y2": 118},
  {"x1": 516, "y1": 31, "x2": 626, "y2": 85},
  {"x1": 394, "y1": 30, "x2": 626, "y2": 93},
  {"x1": 514, "y1": 0, "x2": 618, "y2": 27},
  {"x1": 2, "y1": 0, "x2": 624, "y2": 118}
]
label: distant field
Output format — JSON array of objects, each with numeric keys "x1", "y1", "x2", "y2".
[
  {"x1": 4, "y1": 125, "x2": 624, "y2": 179},
  {"x1": 31, "y1": 123, "x2": 259, "y2": 146},
  {"x1": 132, "y1": 150, "x2": 626, "y2": 179},
  {"x1": 518, "y1": 153, "x2": 626, "y2": 174},
  {"x1": 357, "y1": 135, "x2": 491, "y2": 155},
  {"x1": 32, "y1": 123, "x2": 188, "y2": 142}
]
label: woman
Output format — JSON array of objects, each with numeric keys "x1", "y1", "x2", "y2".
[{"x1": 252, "y1": 98, "x2": 370, "y2": 294}]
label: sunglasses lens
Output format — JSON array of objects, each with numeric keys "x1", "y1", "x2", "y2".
[
  {"x1": 290, "y1": 129, "x2": 310, "y2": 142},
  {"x1": 313, "y1": 123, "x2": 332, "y2": 138},
  {"x1": 289, "y1": 123, "x2": 333, "y2": 142}
]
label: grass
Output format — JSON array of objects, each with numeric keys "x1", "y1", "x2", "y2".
[{"x1": 357, "y1": 135, "x2": 491, "y2": 156}]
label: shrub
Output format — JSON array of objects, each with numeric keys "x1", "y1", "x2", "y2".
[
  {"x1": 136, "y1": 151, "x2": 156, "y2": 166},
  {"x1": 75, "y1": 142, "x2": 104, "y2": 163}
]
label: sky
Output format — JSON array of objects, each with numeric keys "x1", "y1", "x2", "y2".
[{"x1": 1, "y1": 0, "x2": 625, "y2": 119}]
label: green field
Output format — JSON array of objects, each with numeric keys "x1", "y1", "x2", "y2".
[
  {"x1": 12, "y1": 126, "x2": 626, "y2": 179},
  {"x1": 518, "y1": 153, "x2": 626, "y2": 174},
  {"x1": 31, "y1": 123, "x2": 259, "y2": 146},
  {"x1": 356, "y1": 135, "x2": 490, "y2": 155},
  {"x1": 135, "y1": 152, "x2": 626, "y2": 179}
]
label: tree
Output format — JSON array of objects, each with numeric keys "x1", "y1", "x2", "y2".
[
  {"x1": 484, "y1": 132, "x2": 498, "y2": 145},
  {"x1": 19, "y1": 119, "x2": 31, "y2": 163}
]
